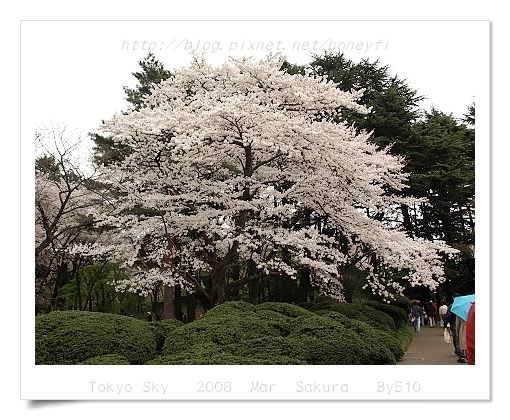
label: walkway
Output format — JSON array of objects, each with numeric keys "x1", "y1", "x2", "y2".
[{"x1": 397, "y1": 322, "x2": 464, "y2": 365}]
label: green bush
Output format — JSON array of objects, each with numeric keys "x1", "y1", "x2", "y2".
[
  {"x1": 148, "y1": 342, "x2": 303, "y2": 365},
  {"x1": 35, "y1": 311, "x2": 157, "y2": 365},
  {"x1": 390, "y1": 294, "x2": 412, "y2": 313},
  {"x1": 203, "y1": 300, "x2": 256, "y2": 317},
  {"x1": 222, "y1": 336, "x2": 308, "y2": 363},
  {"x1": 298, "y1": 298, "x2": 396, "y2": 333},
  {"x1": 147, "y1": 337, "x2": 304, "y2": 365},
  {"x1": 363, "y1": 300, "x2": 408, "y2": 326},
  {"x1": 79, "y1": 354, "x2": 131, "y2": 365},
  {"x1": 150, "y1": 318, "x2": 185, "y2": 353},
  {"x1": 317, "y1": 311, "x2": 400, "y2": 363},
  {"x1": 161, "y1": 312, "x2": 280, "y2": 355},
  {"x1": 396, "y1": 324, "x2": 414, "y2": 351},
  {"x1": 288, "y1": 315, "x2": 370, "y2": 364},
  {"x1": 256, "y1": 302, "x2": 315, "y2": 318},
  {"x1": 147, "y1": 354, "x2": 301, "y2": 365},
  {"x1": 253, "y1": 309, "x2": 295, "y2": 336}
]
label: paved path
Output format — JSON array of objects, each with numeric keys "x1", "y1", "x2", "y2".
[{"x1": 397, "y1": 322, "x2": 464, "y2": 365}]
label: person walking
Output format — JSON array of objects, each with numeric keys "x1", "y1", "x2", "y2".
[
  {"x1": 448, "y1": 293, "x2": 461, "y2": 356},
  {"x1": 425, "y1": 301, "x2": 436, "y2": 327},
  {"x1": 411, "y1": 301, "x2": 424, "y2": 333},
  {"x1": 456, "y1": 313, "x2": 468, "y2": 363},
  {"x1": 438, "y1": 300, "x2": 448, "y2": 327},
  {"x1": 466, "y1": 302, "x2": 475, "y2": 365}
]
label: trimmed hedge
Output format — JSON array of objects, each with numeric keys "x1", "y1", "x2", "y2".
[
  {"x1": 36, "y1": 300, "x2": 410, "y2": 366},
  {"x1": 35, "y1": 311, "x2": 157, "y2": 365},
  {"x1": 147, "y1": 341, "x2": 306, "y2": 365},
  {"x1": 150, "y1": 318, "x2": 185, "y2": 353},
  {"x1": 79, "y1": 354, "x2": 131, "y2": 365},
  {"x1": 316, "y1": 311, "x2": 402, "y2": 363},
  {"x1": 255, "y1": 302, "x2": 315, "y2": 318},
  {"x1": 202, "y1": 300, "x2": 256, "y2": 317},
  {"x1": 363, "y1": 300, "x2": 408, "y2": 326},
  {"x1": 288, "y1": 315, "x2": 370, "y2": 364},
  {"x1": 298, "y1": 298, "x2": 396, "y2": 333},
  {"x1": 161, "y1": 312, "x2": 281, "y2": 355},
  {"x1": 222, "y1": 336, "x2": 308, "y2": 363}
]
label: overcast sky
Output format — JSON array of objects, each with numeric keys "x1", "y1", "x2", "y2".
[{"x1": 22, "y1": 20, "x2": 488, "y2": 152}]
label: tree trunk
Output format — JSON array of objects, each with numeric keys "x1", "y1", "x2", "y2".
[
  {"x1": 187, "y1": 293, "x2": 197, "y2": 323},
  {"x1": 162, "y1": 284, "x2": 175, "y2": 319},
  {"x1": 248, "y1": 260, "x2": 259, "y2": 305},
  {"x1": 174, "y1": 284, "x2": 183, "y2": 321},
  {"x1": 401, "y1": 204, "x2": 414, "y2": 237}
]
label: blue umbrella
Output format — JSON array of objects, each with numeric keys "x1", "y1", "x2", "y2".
[{"x1": 450, "y1": 294, "x2": 475, "y2": 322}]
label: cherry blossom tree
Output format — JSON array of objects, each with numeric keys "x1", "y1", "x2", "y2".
[
  {"x1": 35, "y1": 123, "x2": 106, "y2": 312},
  {"x1": 79, "y1": 54, "x2": 458, "y2": 314}
]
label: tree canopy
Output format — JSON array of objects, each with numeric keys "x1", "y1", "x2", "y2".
[{"x1": 74, "y1": 55, "x2": 458, "y2": 311}]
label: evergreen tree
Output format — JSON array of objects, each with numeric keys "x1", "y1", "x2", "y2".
[{"x1": 92, "y1": 52, "x2": 172, "y2": 167}]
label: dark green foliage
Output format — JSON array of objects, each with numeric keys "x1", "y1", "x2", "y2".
[
  {"x1": 79, "y1": 354, "x2": 131, "y2": 365},
  {"x1": 150, "y1": 318, "x2": 185, "y2": 353},
  {"x1": 307, "y1": 52, "x2": 423, "y2": 150},
  {"x1": 147, "y1": 353, "x2": 302, "y2": 365},
  {"x1": 288, "y1": 316, "x2": 370, "y2": 364},
  {"x1": 363, "y1": 300, "x2": 409, "y2": 326},
  {"x1": 255, "y1": 302, "x2": 315, "y2": 318},
  {"x1": 395, "y1": 324, "x2": 414, "y2": 351},
  {"x1": 222, "y1": 336, "x2": 308, "y2": 363},
  {"x1": 254, "y1": 310, "x2": 294, "y2": 336},
  {"x1": 203, "y1": 300, "x2": 256, "y2": 317},
  {"x1": 389, "y1": 295, "x2": 412, "y2": 313},
  {"x1": 35, "y1": 311, "x2": 157, "y2": 365},
  {"x1": 317, "y1": 311, "x2": 402, "y2": 363},
  {"x1": 36, "y1": 302, "x2": 411, "y2": 365},
  {"x1": 406, "y1": 108, "x2": 475, "y2": 244},
  {"x1": 149, "y1": 340, "x2": 306, "y2": 365},
  {"x1": 298, "y1": 297, "x2": 396, "y2": 333},
  {"x1": 123, "y1": 52, "x2": 173, "y2": 111},
  {"x1": 161, "y1": 312, "x2": 280, "y2": 355}
]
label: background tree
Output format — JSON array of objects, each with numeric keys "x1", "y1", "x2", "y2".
[
  {"x1": 35, "y1": 122, "x2": 105, "y2": 313},
  {"x1": 92, "y1": 52, "x2": 173, "y2": 167},
  {"x1": 462, "y1": 101, "x2": 475, "y2": 126},
  {"x1": 285, "y1": 52, "x2": 475, "y2": 302},
  {"x1": 405, "y1": 108, "x2": 475, "y2": 298}
]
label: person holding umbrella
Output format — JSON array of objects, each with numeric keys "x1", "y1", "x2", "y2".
[
  {"x1": 466, "y1": 302, "x2": 475, "y2": 364},
  {"x1": 450, "y1": 293, "x2": 475, "y2": 364}
]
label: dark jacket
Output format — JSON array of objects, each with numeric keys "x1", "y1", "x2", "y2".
[
  {"x1": 411, "y1": 304, "x2": 423, "y2": 318},
  {"x1": 425, "y1": 303, "x2": 436, "y2": 317}
]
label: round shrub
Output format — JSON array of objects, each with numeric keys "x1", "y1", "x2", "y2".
[
  {"x1": 222, "y1": 336, "x2": 308, "y2": 363},
  {"x1": 256, "y1": 302, "x2": 315, "y2": 318},
  {"x1": 146, "y1": 353, "x2": 300, "y2": 365},
  {"x1": 36, "y1": 311, "x2": 157, "y2": 365},
  {"x1": 317, "y1": 311, "x2": 400, "y2": 363},
  {"x1": 148, "y1": 341, "x2": 303, "y2": 364},
  {"x1": 79, "y1": 354, "x2": 131, "y2": 365},
  {"x1": 161, "y1": 311, "x2": 280, "y2": 356},
  {"x1": 288, "y1": 315, "x2": 370, "y2": 364},
  {"x1": 254, "y1": 309, "x2": 295, "y2": 336},
  {"x1": 299, "y1": 299, "x2": 396, "y2": 333},
  {"x1": 203, "y1": 300, "x2": 256, "y2": 317},
  {"x1": 363, "y1": 300, "x2": 408, "y2": 326}
]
